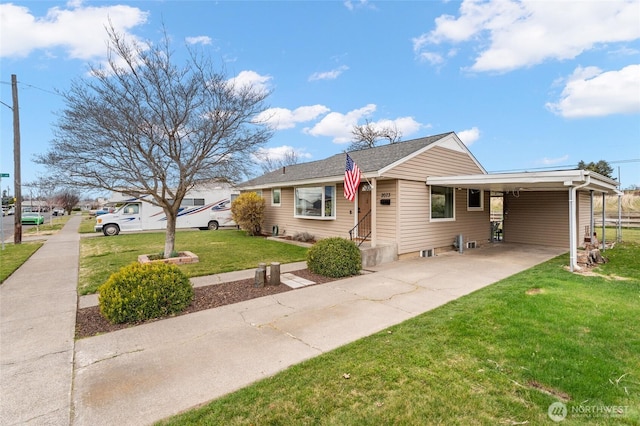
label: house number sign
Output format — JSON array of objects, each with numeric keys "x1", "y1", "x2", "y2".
[{"x1": 381, "y1": 192, "x2": 391, "y2": 198}]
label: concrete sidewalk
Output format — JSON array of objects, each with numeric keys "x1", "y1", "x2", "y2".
[
  {"x1": 1, "y1": 215, "x2": 81, "y2": 425},
  {"x1": 72, "y1": 243, "x2": 565, "y2": 426}
]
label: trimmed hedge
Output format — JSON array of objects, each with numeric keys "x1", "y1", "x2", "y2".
[
  {"x1": 306, "y1": 237, "x2": 361, "y2": 278},
  {"x1": 98, "y1": 262, "x2": 194, "y2": 324}
]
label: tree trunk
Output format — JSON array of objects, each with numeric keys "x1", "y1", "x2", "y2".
[{"x1": 164, "y1": 210, "x2": 177, "y2": 258}]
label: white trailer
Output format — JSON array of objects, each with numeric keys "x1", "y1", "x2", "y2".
[{"x1": 95, "y1": 184, "x2": 238, "y2": 236}]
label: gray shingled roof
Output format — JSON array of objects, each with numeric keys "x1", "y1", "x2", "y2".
[{"x1": 239, "y1": 132, "x2": 453, "y2": 188}]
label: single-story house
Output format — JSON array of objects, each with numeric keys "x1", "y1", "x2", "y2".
[{"x1": 239, "y1": 132, "x2": 621, "y2": 271}]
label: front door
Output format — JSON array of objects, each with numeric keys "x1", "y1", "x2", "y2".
[{"x1": 357, "y1": 184, "x2": 371, "y2": 238}]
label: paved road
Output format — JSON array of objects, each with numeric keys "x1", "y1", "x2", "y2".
[{"x1": 1, "y1": 212, "x2": 68, "y2": 244}]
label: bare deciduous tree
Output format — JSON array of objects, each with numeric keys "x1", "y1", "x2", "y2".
[
  {"x1": 55, "y1": 191, "x2": 80, "y2": 215},
  {"x1": 37, "y1": 25, "x2": 272, "y2": 257},
  {"x1": 24, "y1": 177, "x2": 59, "y2": 223},
  {"x1": 255, "y1": 148, "x2": 300, "y2": 174},
  {"x1": 348, "y1": 119, "x2": 402, "y2": 151}
]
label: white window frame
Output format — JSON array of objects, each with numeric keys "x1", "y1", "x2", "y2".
[
  {"x1": 430, "y1": 185, "x2": 455, "y2": 222},
  {"x1": 467, "y1": 189, "x2": 484, "y2": 211},
  {"x1": 271, "y1": 188, "x2": 281, "y2": 206},
  {"x1": 294, "y1": 185, "x2": 336, "y2": 220}
]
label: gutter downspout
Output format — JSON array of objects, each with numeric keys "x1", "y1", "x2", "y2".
[
  {"x1": 589, "y1": 190, "x2": 594, "y2": 246},
  {"x1": 569, "y1": 173, "x2": 591, "y2": 272},
  {"x1": 602, "y1": 192, "x2": 606, "y2": 251}
]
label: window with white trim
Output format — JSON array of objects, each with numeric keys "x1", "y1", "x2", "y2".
[
  {"x1": 467, "y1": 189, "x2": 484, "y2": 211},
  {"x1": 272, "y1": 188, "x2": 281, "y2": 206},
  {"x1": 294, "y1": 186, "x2": 335, "y2": 219},
  {"x1": 430, "y1": 186, "x2": 455, "y2": 221}
]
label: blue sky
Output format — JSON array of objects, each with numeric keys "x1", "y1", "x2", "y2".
[{"x1": 1, "y1": 0, "x2": 639, "y2": 197}]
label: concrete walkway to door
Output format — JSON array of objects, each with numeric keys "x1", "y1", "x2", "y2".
[{"x1": 72, "y1": 242, "x2": 566, "y2": 426}]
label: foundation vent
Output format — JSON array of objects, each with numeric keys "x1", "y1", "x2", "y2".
[
  {"x1": 466, "y1": 241, "x2": 477, "y2": 249},
  {"x1": 420, "y1": 249, "x2": 435, "y2": 258}
]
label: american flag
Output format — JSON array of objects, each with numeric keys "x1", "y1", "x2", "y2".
[{"x1": 344, "y1": 153, "x2": 361, "y2": 202}]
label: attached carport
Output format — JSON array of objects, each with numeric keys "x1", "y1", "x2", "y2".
[{"x1": 426, "y1": 170, "x2": 622, "y2": 272}]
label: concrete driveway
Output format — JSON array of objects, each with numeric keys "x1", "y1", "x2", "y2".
[{"x1": 72, "y1": 243, "x2": 566, "y2": 425}]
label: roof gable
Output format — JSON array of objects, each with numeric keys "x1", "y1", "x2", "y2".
[{"x1": 240, "y1": 132, "x2": 463, "y2": 188}]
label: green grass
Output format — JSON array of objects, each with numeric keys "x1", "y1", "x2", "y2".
[
  {"x1": 602, "y1": 226, "x2": 640, "y2": 245},
  {"x1": 21, "y1": 214, "x2": 71, "y2": 235},
  {"x1": 160, "y1": 243, "x2": 640, "y2": 425},
  {"x1": 79, "y1": 213, "x2": 98, "y2": 233},
  {"x1": 0, "y1": 242, "x2": 44, "y2": 283},
  {"x1": 79, "y1": 230, "x2": 308, "y2": 295}
]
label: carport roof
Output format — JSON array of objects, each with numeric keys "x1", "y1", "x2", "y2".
[{"x1": 426, "y1": 169, "x2": 621, "y2": 195}]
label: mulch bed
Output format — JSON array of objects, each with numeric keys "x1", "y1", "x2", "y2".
[{"x1": 75, "y1": 269, "x2": 337, "y2": 339}]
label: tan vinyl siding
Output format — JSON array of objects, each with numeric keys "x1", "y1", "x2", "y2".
[
  {"x1": 375, "y1": 180, "x2": 398, "y2": 244},
  {"x1": 397, "y1": 181, "x2": 490, "y2": 254},
  {"x1": 383, "y1": 146, "x2": 484, "y2": 181},
  {"x1": 262, "y1": 185, "x2": 355, "y2": 240},
  {"x1": 503, "y1": 191, "x2": 569, "y2": 247}
]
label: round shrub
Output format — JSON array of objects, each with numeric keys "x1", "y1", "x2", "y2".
[
  {"x1": 98, "y1": 262, "x2": 194, "y2": 324},
  {"x1": 306, "y1": 237, "x2": 361, "y2": 278}
]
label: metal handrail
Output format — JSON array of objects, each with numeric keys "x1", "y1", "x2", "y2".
[{"x1": 349, "y1": 210, "x2": 371, "y2": 247}]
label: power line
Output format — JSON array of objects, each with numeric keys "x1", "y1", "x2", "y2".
[
  {"x1": 489, "y1": 158, "x2": 640, "y2": 173},
  {"x1": 0, "y1": 80, "x2": 60, "y2": 96}
]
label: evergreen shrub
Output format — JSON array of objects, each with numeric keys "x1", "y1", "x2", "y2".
[
  {"x1": 307, "y1": 237, "x2": 361, "y2": 278},
  {"x1": 98, "y1": 262, "x2": 193, "y2": 324}
]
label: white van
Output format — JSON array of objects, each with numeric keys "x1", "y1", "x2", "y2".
[{"x1": 95, "y1": 183, "x2": 238, "y2": 236}]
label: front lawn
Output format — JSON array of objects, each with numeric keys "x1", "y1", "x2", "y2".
[
  {"x1": 160, "y1": 242, "x2": 640, "y2": 425},
  {"x1": 22, "y1": 214, "x2": 71, "y2": 236},
  {"x1": 0, "y1": 242, "x2": 44, "y2": 283},
  {"x1": 79, "y1": 230, "x2": 308, "y2": 295}
]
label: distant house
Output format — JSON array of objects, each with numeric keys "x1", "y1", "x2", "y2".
[{"x1": 239, "y1": 132, "x2": 620, "y2": 270}]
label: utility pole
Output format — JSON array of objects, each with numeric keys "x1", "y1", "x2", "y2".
[{"x1": 12, "y1": 74, "x2": 22, "y2": 244}]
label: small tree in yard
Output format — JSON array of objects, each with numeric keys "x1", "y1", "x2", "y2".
[
  {"x1": 36, "y1": 25, "x2": 271, "y2": 258},
  {"x1": 231, "y1": 192, "x2": 265, "y2": 236}
]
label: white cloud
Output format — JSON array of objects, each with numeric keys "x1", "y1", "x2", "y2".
[
  {"x1": 414, "y1": 0, "x2": 640, "y2": 72},
  {"x1": 185, "y1": 36, "x2": 212, "y2": 45},
  {"x1": 308, "y1": 65, "x2": 349, "y2": 81},
  {"x1": 457, "y1": 127, "x2": 480, "y2": 146},
  {"x1": 303, "y1": 104, "x2": 425, "y2": 144},
  {"x1": 344, "y1": 0, "x2": 374, "y2": 11},
  {"x1": 539, "y1": 155, "x2": 570, "y2": 166},
  {"x1": 304, "y1": 104, "x2": 377, "y2": 143},
  {"x1": 227, "y1": 70, "x2": 272, "y2": 94},
  {"x1": 375, "y1": 117, "x2": 424, "y2": 138},
  {"x1": 255, "y1": 105, "x2": 330, "y2": 130},
  {"x1": 253, "y1": 145, "x2": 312, "y2": 162},
  {"x1": 546, "y1": 65, "x2": 640, "y2": 118},
  {"x1": 0, "y1": 2, "x2": 148, "y2": 59}
]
